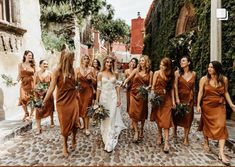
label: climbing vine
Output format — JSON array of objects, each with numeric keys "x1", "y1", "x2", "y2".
[{"x1": 144, "y1": 0, "x2": 235, "y2": 119}]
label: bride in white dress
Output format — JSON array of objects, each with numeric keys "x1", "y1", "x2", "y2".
[{"x1": 95, "y1": 56, "x2": 126, "y2": 153}]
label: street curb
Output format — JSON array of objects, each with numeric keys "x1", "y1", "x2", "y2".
[{"x1": 0, "y1": 120, "x2": 32, "y2": 143}]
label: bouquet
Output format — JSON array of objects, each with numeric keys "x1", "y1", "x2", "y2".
[
  {"x1": 35, "y1": 82, "x2": 49, "y2": 94},
  {"x1": 75, "y1": 80, "x2": 83, "y2": 92},
  {"x1": 87, "y1": 104, "x2": 109, "y2": 125},
  {"x1": 150, "y1": 93, "x2": 164, "y2": 108},
  {"x1": 137, "y1": 85, "x2": 149, "y2": 99},
  {"x1": 29, "y1": 95, "x2": 44, "y2": 109},
  {"x1": 1, "y1": 74, "x2": 17, "y2": 87},
  {"x1": 173, "y1": 103, "x2": 191, "y2": 122}
]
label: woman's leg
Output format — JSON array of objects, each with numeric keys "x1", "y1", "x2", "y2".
[
  {"x1": 50, "y1": 112, "x2": 55, "y2": 128},
  {"x1": 84, "y1": 117, "x2": 90, "y2": 136},
  {"x1": 163, "y1": 128, "x2": 170, "y2": 153},
  {"x1": 184, "y1": 128, "x2": 190, "y2": 146},
  {"x1": 157, "y1": 127, "x2": 163, "y2": 145},
  {"x1": 139, "y1": 120, "x2": 145, "y2": 138},
  {"x1": 133, "y1": 120, "x2": 139, "y2": 142},
  {"x1": 72, "y1": 128, "x2": 78, "y2": 150},
  {"x1": 219, "y1": 139, "x2": 230, "y2": 164},
  {"x1": 36, "y1": 119, "x2": 42, "y2": 134},
  {"x1": 22, "y1": 105, "x2": 29, "y2": 122},
  {"x1": 63, "y1": 136, "x2": 69, "y2": 157}
]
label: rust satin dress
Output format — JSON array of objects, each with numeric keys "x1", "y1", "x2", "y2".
[
  {"x1": 35, "y1": 73, "x2": 54, "y2": 120},
  {"x1": 56, "y1": 73, "x2": 80, "y2": 137},
  {"x1": 18, "y1": 64, "x2": 35, "y2": 106},
  {"x1": 77, "y1": 71, "x2": 93, "y2": 118},
  {"x1": 174, "y1": 74, "x2": 195, "y2": 128},
  {"x1": 126, "y1": 72, "x2": 134, "y2": 114},
  {"x1": 129, "y1": 72, "x2": 150, "y2": 122},
  {"x1": 198, "y1": 82, "x2": 228, "y2": 140},
  {"x1": 150, "y1": 74, "x2": 173, "y2": 129}
]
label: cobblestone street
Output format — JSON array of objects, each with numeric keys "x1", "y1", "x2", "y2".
[{"x1": 0, "y1": 92, "x2": 234, "y2": 166}]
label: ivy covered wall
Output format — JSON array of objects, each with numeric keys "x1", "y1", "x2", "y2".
[{"x1": 144, "y1": 0, "x2": 235, "y2": 119}]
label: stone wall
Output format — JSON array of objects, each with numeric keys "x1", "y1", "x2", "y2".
[{"x1": 0, "y1": 0, "x2": 44, "y2": 120}]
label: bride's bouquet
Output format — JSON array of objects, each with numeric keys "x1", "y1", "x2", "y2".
[
  {"x1": 137, "y1": 85, "x2": 149, "y2": 99},
  {"x1": 75, "y1": 80, "x2": 83, "y2": 92},
  {"x1": 1, "y1": 74, "x2": 17, "y2": 87},
  {"x1": 87, "y1": 104, "x2": 109, "y2": 125},
  {"x1": 173, "y1": 103, "x2": 191, "y2": 122}
]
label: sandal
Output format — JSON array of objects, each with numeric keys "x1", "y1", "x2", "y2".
[
  {"x1": 163, "y1": 141, "x2": 170, "y2": 154},
  {"x1": 218, "y1": 154, "x2": 230, "y2": 166},
  {"x1": 84, "y1": 129, "x2": 90, "y2": 136},
  {"x1": 133, "y1": 132, "x2": 139, "y2": 143},
  {"x1": 36, "y1": 128, "x2": 42, "y2": 135}
]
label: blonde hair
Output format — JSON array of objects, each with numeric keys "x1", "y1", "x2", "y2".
[
  {"x1": 80, "y1": 54, "x2": 90, "y2": 66},
  {"x1": 101, "y1": 56, "x2": 115, "y2": 74},
  {"x1": 58, "y1": 51, "x2": 75, "y2": 82},
  {"x1": 137, "y1": 55, "x2": 151, "y2": 73}
]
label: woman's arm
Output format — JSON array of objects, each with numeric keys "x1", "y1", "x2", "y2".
[
  {"x1": 43, "y1": 69, "x2": 58, "y2": 103},
  {"x1": 224, "y1": 77, "x2": 235, "y2": 112},
  {"x1": 174, "y1": 70, "x2": 180, "y2": 104},
  {"x1": 147, "y1": 71, "x2": 153, "y2": 89},
  {"x1": 197, "y1": 76, "x2": 206, "y2": 112},
  {"x1": 115, "y1": 73, "x2": 121, "y2": 107},
  {"x1": 151, "y1": 71, "x2": 158, "y2": 91},
  {"x1": 123, "y1": 69, "x2": 138, "y2": 85},
  {"x1": 95, "y1": 72, "x2": 102, "y2": 104}
]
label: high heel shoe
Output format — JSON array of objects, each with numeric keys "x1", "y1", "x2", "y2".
[{"x1": 218, "y1": 154, "x2": 230, "y2": 166}]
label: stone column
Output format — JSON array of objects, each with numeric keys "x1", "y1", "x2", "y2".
[{"x1": 210, "y1": 0, "x2": 222, "y2": 62}]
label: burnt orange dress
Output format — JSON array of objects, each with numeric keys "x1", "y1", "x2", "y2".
[
  {"x1": 77, "y1": 71, "x2": 94, "y2": 118},
  {"x1": 150, "y1": 74, "x2": 173, "y2": 129},
  {"x1": 35, "y1": 73, "x2": 54, "y2": 120},
  {"x1": 198, "y1": 82, "x2": 228, "y2": 140},
  {"x1": 129, "y1": 72, "x2": 150, "y2": 122},
  {"x1": 56, "y1": 72, "x2": 80, "y2": 137},
  {"x1": 18, "y1": 63, "x2": 35, "y2": 106},
  {"x1": 173, "y1": 74, "x2": 195, "y2": 128},
  {"x1": 126, "y1": 72, "x2": 134, "y2": 113}
]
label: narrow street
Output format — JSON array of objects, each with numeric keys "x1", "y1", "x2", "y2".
[{"x1": 0, "y1": 91, "x2": 234, "y2": 166}]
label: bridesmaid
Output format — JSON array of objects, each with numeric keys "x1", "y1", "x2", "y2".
[
  {"x1": 173, "y1": 56, "x2": 196, "y2": 145},
  {"x1": 34, "y1": 60, "x2": 55, "y2": 134},
  {"x1": 124, "y1": 58, "x2": 138, "y2": 114},
  {"x1": 122, "y1": 55, "x2": 153, "y2": 142},
  {"x1": 150, "y1": 57, "x2": 175, "y2": 153},
  {"x1": 43, "y1": 51, "x2": 80, "y2": 157},
  {"x1": 76, "y1": 55, "x2": 96, "y2": 135},
  {"x1": 92, "y1": 59, "x2": 101, "y2": 100},
  {"x1": 18, "y1": 50, "x2": 35, "y2": 121},
  {"x1": 197, "y1": 61, "x2": 235, "y2": 165}
]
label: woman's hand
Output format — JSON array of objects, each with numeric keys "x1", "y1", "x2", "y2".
[
  {"x1": 176, "y1": 98, "x2": 180, "y2": 105},
  {"x1": 230, "y1": 104, "x2": 235, "y2": 112},
  {"x1": 172, "y1": 102, "x2": 176, "y2": 109},
  {"x1": 197, "y1": 105, "x2": 201, "y2": 113}
]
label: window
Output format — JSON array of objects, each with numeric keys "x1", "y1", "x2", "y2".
[{"x1": 0, "y1": 0, "x2": 12, "y2": 22}]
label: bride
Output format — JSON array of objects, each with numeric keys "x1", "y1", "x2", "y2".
[{"x1": 95, "y1": 56, "x2": 126, "y2": 153}]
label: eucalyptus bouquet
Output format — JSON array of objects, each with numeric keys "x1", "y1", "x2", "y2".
[
  {"x1": 1, "y1": 74, "x2": 17, "y2": 87},
  {"x1": 173, "y1": 103, "x2": 191, "y2": 122},
  {"x1": 29, "y1": 95, "x2": 44, "y2": 109},
  {"x1": 75, "y1": 80, "x2": 83, "y2": 92},
  {"x1": 35, "y1": 82, "x2": 49, "y2": 94},
  {"x1": 137, "y1": 85, "x2": 149, "y2": 99},
  {"x1": 150, "y1": 93, "x2": 164, "y2": 108},
  {"x1": 87, "y1": 104, "x2": 109, "y2": 125}
]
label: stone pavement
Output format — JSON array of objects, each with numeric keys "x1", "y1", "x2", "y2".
[{"x1": 0, "y1": 92, "x2": 234, "y2": 166}]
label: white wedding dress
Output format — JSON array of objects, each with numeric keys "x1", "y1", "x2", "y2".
[{"x1": 98, "y1": 75, "x2": 126, "y2": 152}]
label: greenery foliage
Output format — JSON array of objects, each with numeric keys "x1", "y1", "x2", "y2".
[{"x1": 144, "y1": 0, "x2": 235, "y2": 118}]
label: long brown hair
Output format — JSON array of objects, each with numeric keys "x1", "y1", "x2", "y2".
[
  {"x1": 80, "y1": 54, "x2": 90, "y2": 67},
  {"x1": 22, "y1": 50, "x2": 35, "y2": 68},
  {"x1": 161, "y1": 57, "x2": 174, "y2": 90},
  {"x1": 58, "y1": 51, "x2": 75, "y2": 81},
  {"x1": 207, "y1": 61, "x2": 224, "y2": 85},
  {"x1": 137, "y1": 55, "x2": 151, "y2": 73},
  {"x1": 101, "y1": 56, "x2": 115, "y2": 74}
]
